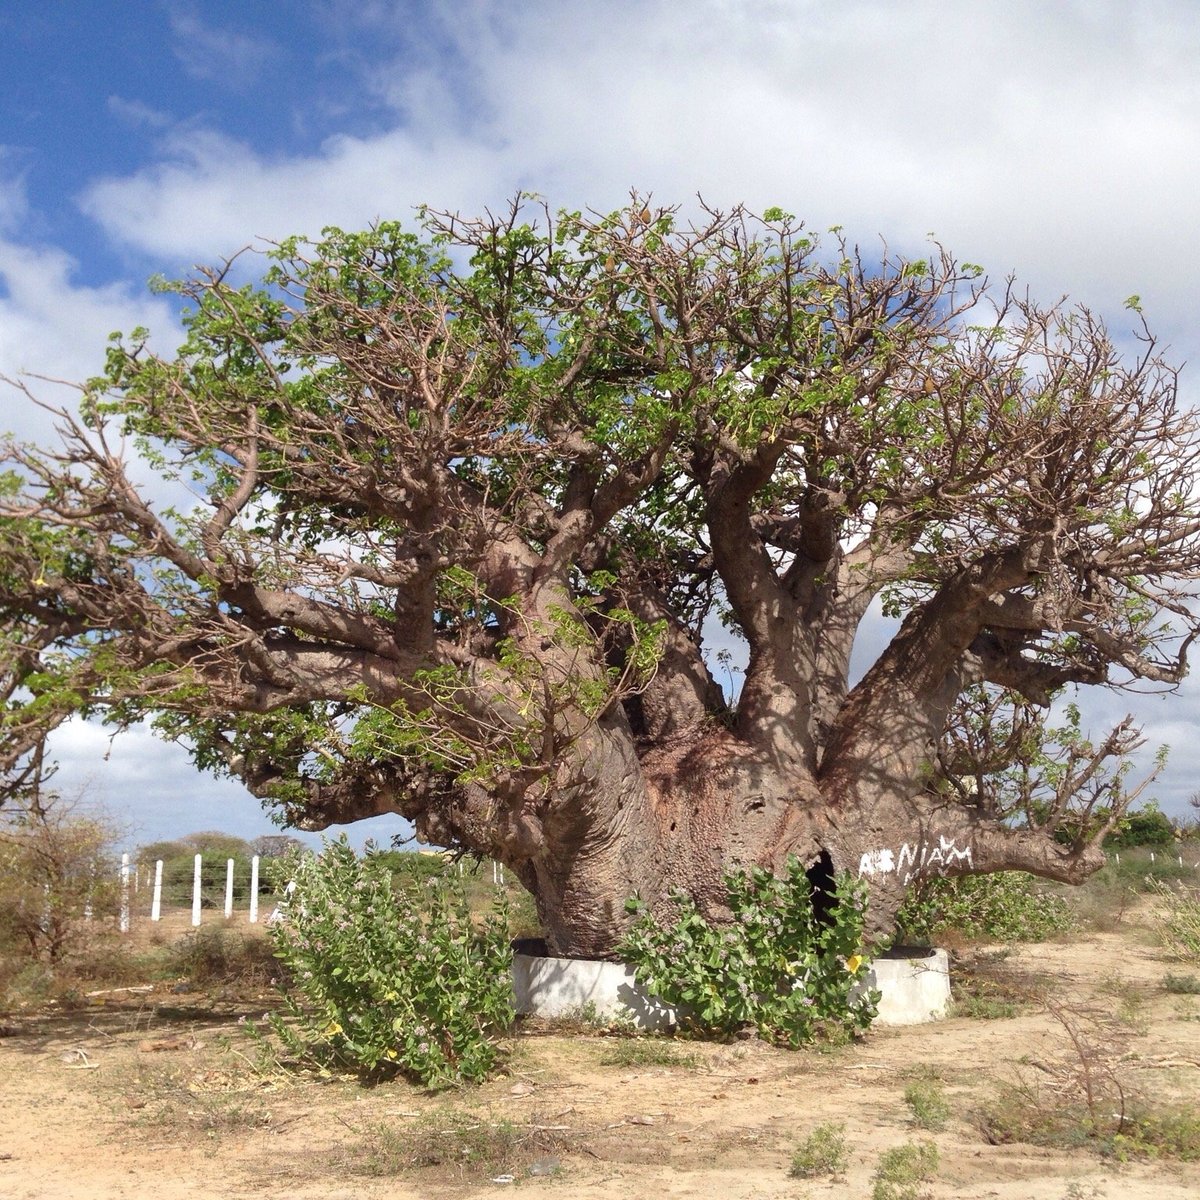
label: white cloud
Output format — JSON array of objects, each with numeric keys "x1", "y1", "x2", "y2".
[
  {"x1": 17, "y1": 0, "x2": 1200, "y2": 828},
  {"x1": 168, "y1": 7, "x2": 277, "y2": 90},
  {"x1": 47, "y1": 717, "x2": 412, "y2": 852},
  {"x1": 0, "y1": 160, "x2": 28, "y2": 236},
  {"x1": 106, "y1": 96, "x2": 174, "y2": 131},
  {"x1": 0, "y1": 239, "x2": 178, "y2": 444},
  {"x1": 77, "y1": 0, "x2": 1199, "y2": 345}
]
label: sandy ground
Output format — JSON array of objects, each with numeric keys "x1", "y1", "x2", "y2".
[{"x1": 3, "y1": 911, "x2": 1200, "y2": 1199}]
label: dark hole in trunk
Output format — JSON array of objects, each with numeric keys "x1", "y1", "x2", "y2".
[{"x1": 807, "y1": 849, "x2": 837, "y2": 926}]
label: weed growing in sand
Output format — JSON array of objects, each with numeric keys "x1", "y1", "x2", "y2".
[
  {"x1": 903, "y1": 1078, "x2": 950, "y2": 1131},
  {"x1": 788, "y1": 1121, "x2": 847, "y2": 1178},
  {"x1": 871, "y1": 1140, "x2": 939, "y2": 1200},
  {"x1": 1164, "y1": 971, "x2": 1200, "y2": 994},
  {"x1": 345, "y1": 1107, "x2": 572, "y2": 1180},
  {"x1": 1146, "y1": 878, "x2": 1200, "y2": 961},
  {"x1": 597, "y1": 1039, "x2": 698, "y2": 1069},
  {"x1": 978, "y1": 998, "x2": 1200, "y2": 1161}
]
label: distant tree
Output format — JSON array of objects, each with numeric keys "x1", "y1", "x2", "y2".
[
  {"x1": 135, "y1": 838, "x2": 189, "y2": 864},
  {"x1": 251, "y1": 833, "x2": 304, "y2": 858},
  {"x1": 2, "y1": 198, "x2": 1195, "y2": 956},
  {"x1": 0, "y1": 789, "x2": 120, "y2": 962},
  {"x1": 137, "y1": 831, "x2": 255, "y2": 906},
  {"x1": 1107, "y1": 802, "x2": 1178, "y2": 850}
]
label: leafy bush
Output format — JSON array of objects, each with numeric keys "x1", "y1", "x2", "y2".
[
  {"x1": 619, "y1": 858, "x2": 878, "y2": 1046},
  {"x1": 258, "y1": 836, "x2": 513, "y2": 1086},
  {"x1": 895, "y1": 871, "x2": 1075, "y2": 945},
  {"x1": 138, "y1": 832, "x2": 259, "y2": 908},
  {"x1": 1106, "y1": 803, "x2": 1177, "y2": 850}
]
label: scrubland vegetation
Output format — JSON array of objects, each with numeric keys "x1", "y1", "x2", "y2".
[{"x1": 5, "y1": 802, "x2": 1200, "y2": 1196}]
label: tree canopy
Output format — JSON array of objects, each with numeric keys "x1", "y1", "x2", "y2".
[{"x1": 2, "y1": 196, "x2": 1195, "y2": 954}]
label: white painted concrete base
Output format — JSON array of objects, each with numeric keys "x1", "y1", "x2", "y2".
[
  {"x1": 512, "y1": 947, "x2": 678, "y2": 1030},
  {"x1": 511, "y1": 943, "x2": 951, "y2": 1030},
  {"x1": 859, "y1": 947, "x2": 952, "y2": 1026}
]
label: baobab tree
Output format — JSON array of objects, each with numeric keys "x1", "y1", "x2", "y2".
[{"x1": 1, "y1": 198, "x2": 1194, "y2": 956}]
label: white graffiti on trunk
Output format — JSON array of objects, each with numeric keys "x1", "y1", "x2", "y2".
[{"x1": 857, "y1": 836, "x2": 973, "y2": 885}]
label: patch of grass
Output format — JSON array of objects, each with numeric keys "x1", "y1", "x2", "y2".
[
  {"x1": 788, "y1": 1121, "x2": 847, "y2": 1179},
  {"x1": 1164, "y1": 971, "x2": 1200, "y2": 995},
  {"x1": 903, "y1": 1079, "x2": 950, "y2": 1131},
  {"x1": 597, "y1": 1038, "x2": 697, "y2": 1068},
  {"x1": 1061, "y1": 1183, "x2": 1105, "y2": 1200},
  {"x1": 953, "y1": 991, "x2": 1019, "y2": 1020},
  {"x1": 871, "y1": 1140, "x2": 939, "y2": 1200},
  {"x1": 1097, "y1": 974, "x2": 1150, "y2": 1033},
  {"x1": 119, "y1": 1060, "x2": 273, "y2": 1141},
  {"x1": 345, "y1": 1107, "x2": 573, "y2": 1180}
]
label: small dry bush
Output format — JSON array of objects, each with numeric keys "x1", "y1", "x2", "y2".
[
  {"x1": 120, "y1": 1060, "x2": 273, "y2": 1140},
  {"x1": 951, "y1": 948, "x2": 1054, "y2": 1020},
  {"x1": 0, "y1": 793, "x2": 133, "y2": 1010},
  {"x1": 159, "y1": 924, "x2": 279, "y2": 987},
  {"x1": 979, "y1": 998, "x2": 1200, "y2": 1161},
  {"x1": 1146, "y1": 877, "x2": 1200, "y2": 961},
  {"x1": 1164, "y1": 971, "x2": 1200, "y2": 994}
]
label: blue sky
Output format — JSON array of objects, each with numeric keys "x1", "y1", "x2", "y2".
[{"x1": 2, "y1": 1, "x2": 1199, "y2": 850}]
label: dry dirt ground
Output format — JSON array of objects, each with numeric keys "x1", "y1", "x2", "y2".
[{"x1": 3, "y1": 910, "x2": 1200, "y2": 1199}]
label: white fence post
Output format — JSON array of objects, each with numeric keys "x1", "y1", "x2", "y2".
[
  {"x1": 151, "y1": 860, "x2": 163, "y2": 922},
  {"x1": 119, "y1": 853, "x2": 131, "y2": 933},
  {"x1": 224, "y1": 858, "x2": 235, "y2": 918},
  {"x1": 191, "y1": 854, "x2": 203, "y2": 926},
  {"x1": 249, "y1": 856, "x2": 260, "y2": 924}
]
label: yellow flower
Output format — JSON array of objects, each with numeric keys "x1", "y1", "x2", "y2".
[
  {"x1": 324, "y1": 1020, "x2": 343, "y2": 1036},
  {"x1": 846, "y1": 955, "x2": 863, "y2": 974}
]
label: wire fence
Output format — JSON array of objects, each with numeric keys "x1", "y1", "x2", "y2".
[{"x1": 112, "y1": 852, "x2": 509, "y2": 932}]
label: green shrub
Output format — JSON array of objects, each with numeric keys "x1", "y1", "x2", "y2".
[
  {"x1": 1106, "y1": 803, "x2": 1177, "y2": 850},
  {"x1": 871, "y1": 1140, "x2": 939, "y2": 1200},
  {"x1": 904, "y1": 1078, "x2": 951, "y2": 1131},
  {"x1": 1164, "y1": 972, "x2": 1200, "y2": 995},
  {"x1": 258, "y1": 836, "x2": 513, "y2": 1086},
  {"x1": 1103, "y1": 846, "x2": 1194, "y2": 887},
  {"x1": 896, "y1": 871, "x2": 1075, "y2": 944},
  {"x1": 789, "y1": 1121, "x2": 847, "y2": 1178},
  {"x1": 619, "y1": 859, "x2": 878, "y2": 1047}
]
